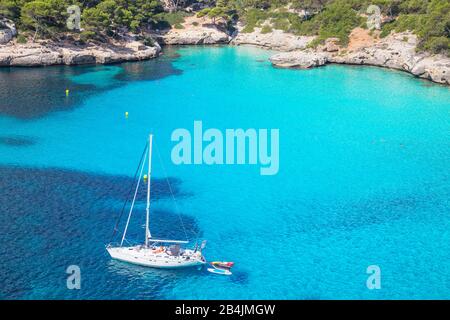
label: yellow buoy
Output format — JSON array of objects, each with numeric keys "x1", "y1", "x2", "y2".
[
  {"x1": 65, "y1": 89, "x2": 69, "y2": 96},
  {"x1": 125, "y1": 111, "x2": 129, "y2": 119},
  {"x1": 143, "y1": 174, "x2": 148, "y2": 182}
]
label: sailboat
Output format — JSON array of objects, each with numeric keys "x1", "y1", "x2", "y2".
[{"x1": 106, "y1": 134, "x2": 207, "y2": 268}]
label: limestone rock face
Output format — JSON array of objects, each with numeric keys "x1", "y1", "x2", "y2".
[
  {"x1": 156, "y1": 28, "x2": 230, "y2": 45},
  {"x1": 269, "y1": 32, "x2": 450, "y2": 85},
  {"x1": 324, "y1": 38, "x2": 340, "y2": 52},
  {"x1": 330, "y1": 33, "x2": 450, "y2": 85},
  {"x1": 0, "y1": 45, "x2": 62, "y2": 66},
  {"x1": 61, "y1": 51, "x2": 96, "y2": 65},
  {"x1": 232, "y1": 27, "x2": 314, "y2": 51},
  {"x1": 410, "y1": 55, "x2": 450, "y2": 84},
  {"x1": 270, "y1": 51, "x2": 329, "y2": 68},
  {"x1": 0, "y1": 30, "x2": 14, "y2": 44},
  {"x1": 330, "y1": 33, "x2": 418, "y2": 68},
  {"x1": 0, "y1": 40, "x2": 160, "y2": 67},
  {"x1": 0, "y1": 18, "x2": 17, "y2": 44}
]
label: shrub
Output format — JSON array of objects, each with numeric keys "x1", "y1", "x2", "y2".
[
  {"x1": 421, "y1": 36, "x2": 450, "y2": 56},
  {"x1": 271, "y1": 17, "x2": 290, "y2": 32},
  {"x1": 378, "y1": 0, "x2": 449, "y2": 55},
  {"x1": 380, "y1": 21, "x2": 395, "y2": 37},
  {"x1": 156, "y1": 11, "x2": 188, "y2": 27},
  {"x1": 315, "y1": 0, "x2": 364, "y2": 45},
  {"x1": 80, "y1": 30, "x2": 96, "y2": 43},
  {"x1": 16, "y1": 34, "x2": 27, "y2": 43},
  {"x1": 197, "y1": 8, "x2": 210, "y2": 18},
  {"x1": 261, "y1": 25, "x2": 272, "y2": 34},
  {"x1": 142, "y1": 36, "x2": 155, "y2": 47},
  {"x1": 241, "y1": 8, "x2": 268, "y2": 31},
  {"x1": 241, "y1": 24, "x2": 255, "y2": 33}
]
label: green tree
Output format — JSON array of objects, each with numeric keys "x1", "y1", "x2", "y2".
[
  {"x1": 417, "y1": 0, "x2": 450, "y2": 54},
  {"x1": 208, "y1": 6, "x2": 228, "y2": 24},
  {"x1": 20, "y1": 0, "x2": 69, "y2": 39},
  {"x1": 0, "y1": 0, "x2": 24, "y2": 20}
]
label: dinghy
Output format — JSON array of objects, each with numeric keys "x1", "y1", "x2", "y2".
[
  {"x1": 207, "y1": 261, "x2": 234, "y2": 276},
  {"x1": 106, "y1": 134, "x2": 207, "y2": 269},
  {"x1": 211, "y1": 261, "x2": 234, "y2": 269},
  {"x1": 207, "y1": 267, "x2": 232, "y2": 276}
]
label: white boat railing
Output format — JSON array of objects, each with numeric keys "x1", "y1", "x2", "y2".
[{"x1": 149, "y1": 239, "x2": 189, "y2": 244}]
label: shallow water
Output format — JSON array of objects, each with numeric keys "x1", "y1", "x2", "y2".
[{"x1": 0, "y1": 46, "x2": 449, "y2": 299}]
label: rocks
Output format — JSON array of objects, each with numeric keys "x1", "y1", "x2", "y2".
[
  {"x1": 0, "y1": 22, "x2": 448, "y2": 86},
  {"x1": 0, "y1": 40, "x2": 160, "y2": 67},
  {"x1": 150, "y1": 15, "x2": 231, "y2": 45},
  {"x1": 0, "y1": 30, "x2": 14, "y2": 45},
  {"x1": 231, "y1": 27, "x2": 314, "y2": 51},
  {"x1": 410, "y1": 55, "x2": 450, "y2": 84},
  {"x1": 0, "y1": 45, "x2": 61, "y2": 66},
  {"x1": 269, "y1": 32, "x2": 450, "y2": 85},
  {"x1": 330, "y1": 32, "x2": 418, "y2": 68},
  {"x1": 332, "y1": 32, "x2": 449, "y2": 85},
  {"x1": 324, "y1": 38, "x2": 340, "y2": 52},
  {"x1": 270, "y1": 51, "x2": 328, "y2": 68},
  {"x1": 62, "y1": 51, "x2": 96, "y2": 65},
  {"x1": 155, "y1": 28, "x2": 230, "y2": 45},
  {"x1": 0, "y1": 18, "x2": 17, "y2": 44}
]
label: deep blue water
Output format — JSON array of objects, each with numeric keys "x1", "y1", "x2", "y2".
[{"x1": 0, "y1": 46, "x2": 449, "y2": 299}]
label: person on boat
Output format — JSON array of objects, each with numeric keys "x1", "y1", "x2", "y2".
[
  {"x1": 168, "y1": 244, "x2": 181, "y2": 256},
  {"x1": 151, "y1": 246, "x2": 164, "y2": 254}
]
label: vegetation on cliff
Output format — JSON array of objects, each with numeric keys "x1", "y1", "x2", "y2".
[
  {"x1": 0, "y1": 0, "x2": 448, "y2": 56},
  {"x1": 203, "y1": 0, "x2": 449, "y2": 55},
  {"x1": 0, "y1": 0, "x2": 186, "y2": 41}
]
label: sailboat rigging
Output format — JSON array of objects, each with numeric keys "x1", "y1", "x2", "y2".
[{"x1": 107, "y1": 134, "x2": 206, "y2": 268}]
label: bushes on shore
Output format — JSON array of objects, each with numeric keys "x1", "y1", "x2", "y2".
[
  {"x1": 210, "y1": 0, "x2": 449, "y2": 55},
  {"x1": 0, "y1": 0, "x2": 178, "y2": 41},
  {"x1": 233, "y1": 0, "x2": 362, "y2": 45},
  {"x1": 0, "y1": 0, "x2": 448, "y2": 56},
  {"x1": 378, "y1": 0, "x2": 449, "y2": 56},
  {"x1": 298, "y1": 0, "x2": 363, "y2": 45}
]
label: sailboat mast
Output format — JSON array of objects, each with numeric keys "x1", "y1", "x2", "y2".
[{"x1": 145, "y1": 134, "x2": 153, "y2": 247}]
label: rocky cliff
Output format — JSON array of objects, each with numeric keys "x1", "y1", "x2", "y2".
[
  {"x1": 231, "y1": 26, "x2": 314, "y2": 51},
  {"x1": 154, "y1": 28, "x2": 230, "y2": 45},
  {"x1": 151, "y1": 15, "x2": 231, "y2": 45},
  {"x1": 1, "y1": 15, "x2": 448, "y2": 86},
  {"x1": 0, "y1": 40, "x2": 160, "y2": 67},
  {"x1": 0, "y1": 18, "x2": 17, "y2": 45},
  {"x1": 269, "y1": 31, "x2": 450, "y2": 85}
]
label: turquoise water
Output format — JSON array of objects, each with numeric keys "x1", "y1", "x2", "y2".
[{"x1": 0, "y1": 46, "x2": 449, "y2": 299}]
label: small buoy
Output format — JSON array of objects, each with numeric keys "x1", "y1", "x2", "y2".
[
  {"x1": 65, "y1": 89, "x2": 69, "y2": 96},
  {"x1": 125, "y1": 111, "x2": 129, "y2": 119},
  {"x1": 143, "y1": 174, "x2": 148, "y2": 182}
]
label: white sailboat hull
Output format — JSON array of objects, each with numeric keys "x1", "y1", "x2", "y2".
[{"x1": 107, "y1": 246, "x2": 206, "y2": 269}]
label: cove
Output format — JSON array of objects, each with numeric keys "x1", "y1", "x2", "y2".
[{"x1": 0, "y1": 45, "x2": 449, "y2": 299}]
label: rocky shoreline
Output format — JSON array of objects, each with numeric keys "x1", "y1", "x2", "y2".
[
  {"x1": 269, "y1": 31, "x2": 450, "y2": 85},
  {"x1": 232, "y1": 27, "x2": 449, "y2": 86},
  {"x1": 149, "y1": 15, "x2": 231, "y2": 46},
  {"x1": 0, "y1": 20, "x2": 448, "y2": 86},
  {"x1": 0, "y1": 39, "x2": 161, "y2": 67},
  {"x1": 231, "y1": 26, "x2": 313, "y2": 51}
]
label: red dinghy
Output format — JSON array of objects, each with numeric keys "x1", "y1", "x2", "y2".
[
  {"x1": 207, "y1": 261, "x2": 234, "y2": 276},
  {"x1": 211, "y1": 261, "x2": 234, "y2": 269}
]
